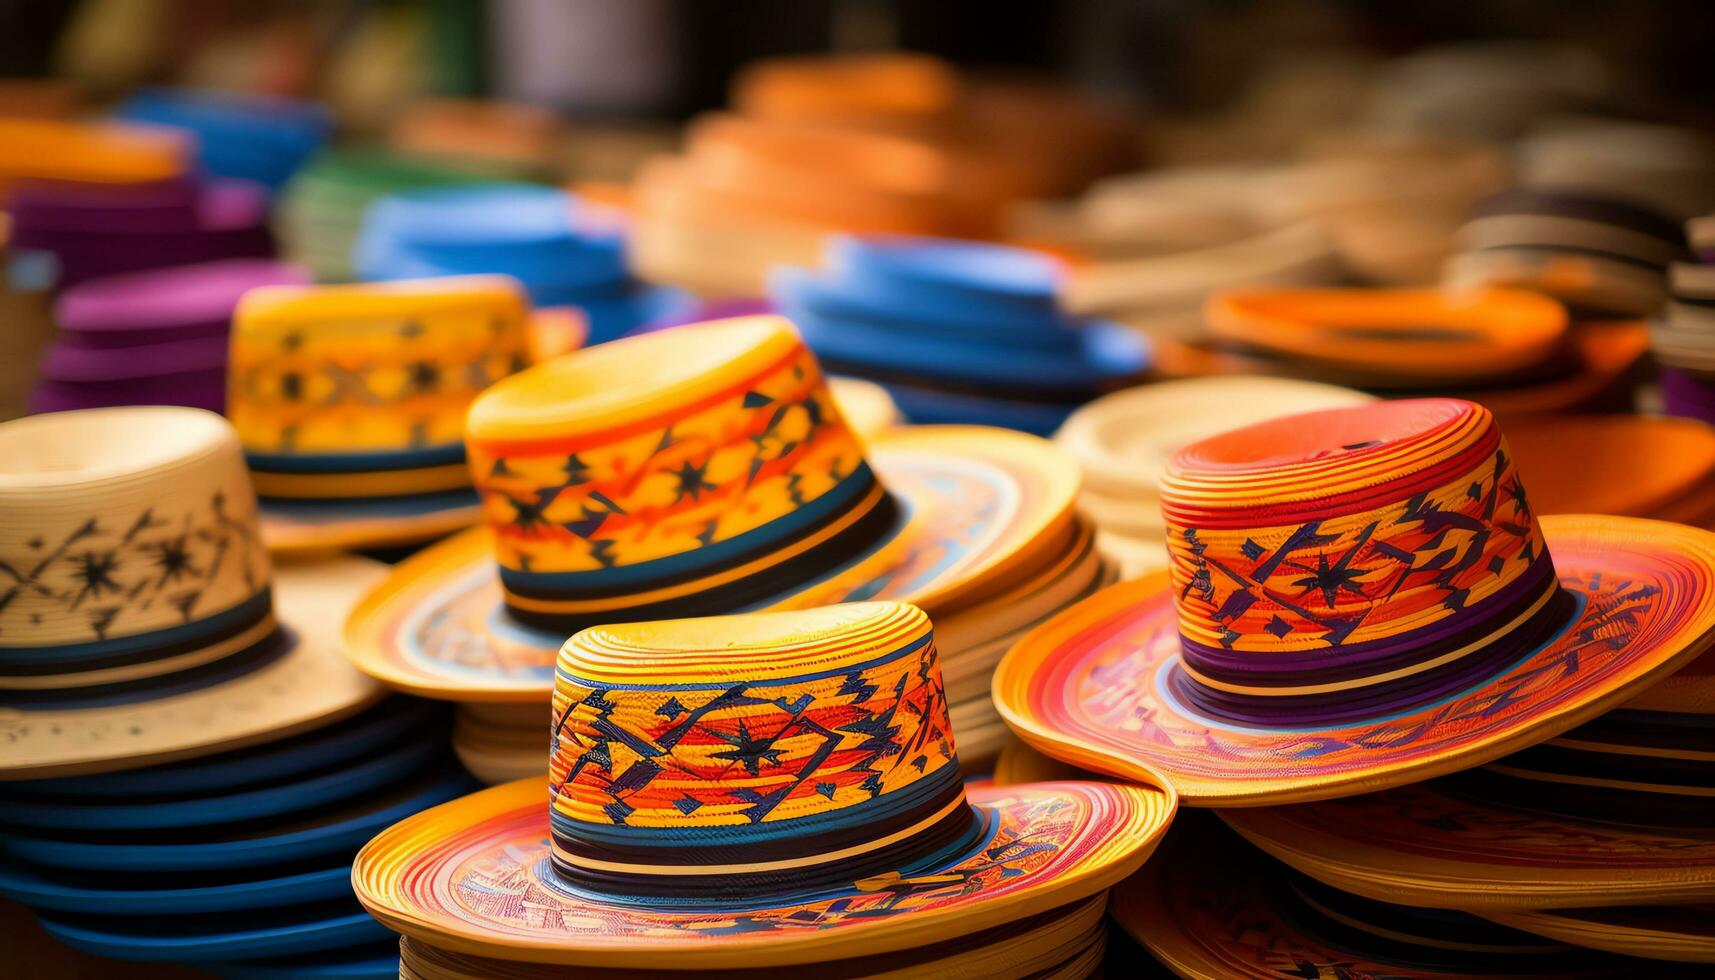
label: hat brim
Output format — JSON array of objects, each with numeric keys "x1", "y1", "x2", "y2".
[
  {"x1": 1484, "y1": 906, "x2": 1715, "y2": 964},
  {"x1": 993, "y1": 515, "x2": 1715, "y2": 806},
  {"x1": 1220, "y1": 774, "x2": 1715, "y2": 909},
  {"x1": 1, "y1": 556, "x2": 390, "y2": 780},
  {"x1": 1112, "y1": 817, "x2": 1612, "y2": 979},
  {"x1": 352, "y1": 777, "x2": 1172, "y2": 970},
  {"x1": 344, "y1": 426, "x2": 1076, "y2": 701}
]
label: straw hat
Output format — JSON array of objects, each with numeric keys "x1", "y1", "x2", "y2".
[
  {"x1": 1114, "y1": 815, "x2": 1650, "y2": 978},
  {"x1": 1204, "y1": 285, "x2": 1570, "y2": 387},
  {"x1": 1222, "y1": 695, "x2": 1715, "y2": 910},
  {"x1": 227, "y1": 275, "x2": 534, "y2": 556},
  {"x1": 113, "y1": 87, "x2": 333, "y2": 195},
  {"x1": 0, "y1": 406, "x2": 388, "y2": 779},
  {"x1": 1055, "y1": 377, "x2": 1375, "y2": 574},
  {"x1": 995, "y1": 398, "x2": 1715, "y2": 804},
  {"x1": 0, "y1": 118, "x2": 188, "y2": 193},
  {"x1": 1485, "y1": 906, "x2": 1715, "y2": 964},
  {"x1": 353, "y1": 602, "x2": 1173, "y2": 969},
  {"x1": 345, "y1": 316, "x2": 1080, "y2": 702}
]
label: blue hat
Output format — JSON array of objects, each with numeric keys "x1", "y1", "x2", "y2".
[
  {"x1": 773, "y1": 234, "x2": 1148, "y2": 434},
  {"x1": 114, "y1": 88, "x2": 332, "y2": 194},
  {"x1": 354, "y1": 184, "x2": 683, "y2": 342}
]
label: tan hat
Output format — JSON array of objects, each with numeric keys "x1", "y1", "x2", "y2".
[{"x1": 0, "y1": 406, "x2": 386, "y2": 779}]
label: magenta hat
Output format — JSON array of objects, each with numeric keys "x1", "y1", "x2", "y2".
[{"x1": 54, "y1": 259, "x2": 309, "y2": 349}]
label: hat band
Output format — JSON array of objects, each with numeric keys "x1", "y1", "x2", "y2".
[
  {"x1": 0, "y1": 587, "x2": 274, "y2": 685},
  {"x1": 1177, "y1": 557, "x2": 1562, "y2": 696},
  {"x1": 547, "y1": 780, "x2": 978, "y2": 899},
  {"x1": 247, "y1": 444, "x2": 471, "y2": 500},
  {"x1": 1169, "y1": 573, "x2": 1571, "y2": 727},
  {"x1": 500, "y1": 471, "x2": 901, "y2": 632}
]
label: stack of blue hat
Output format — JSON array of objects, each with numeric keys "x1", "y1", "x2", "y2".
[
  {"x1": 113, "y1": 88, "x2": 333, "y2": 196},
  {"x1": 0, "y1": 698, "x2": 474, "y2": 979},
  {"x1": 354, "y1": 184, "x2": 686, "y2": 345},
  {"x1": 772, "y1": 235, "x2": 1149, "y2": 435}
]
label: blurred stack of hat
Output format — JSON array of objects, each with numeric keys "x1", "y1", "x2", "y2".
[
  {"x1": 227, "y1": 276, "x2": 539, "y2": 557},
  {"x1": 1363, "y1": 42, "x2": 1610, "y2": 142},
  {"x1": 7, "y1": 177, "x2": 275, "y2": 291},
  {"x1": 1036, "y1": 139, "x2": 1504, "y2": 372},
  {"x1": 1442, "y1": 119, "x2": 1712, "y2": 321},
  {"x1": 1113, "y1": 815, "x2": 1683, "y2": 977},
  {"x1": 0, "y1": 406, "x2": 474, "y2": 979},
  {"x1": 275, "y1": 150, "x2": 488, "y2": 281},
  {"x1": 113, "y1": 87, "x2": 333, "y2": 196},
  {"x1": 355, "y1": 184, "x2": 684, "y2": 344},
  {"x1": 32, "y1": 259, "x2": 308, "y2": 415},
  {"x1": 1054, "y1": 378, "x2": 1375, "y2": 576},
  {"x1": 1654, "y1": 236, "x2": 1715, "y2": 427},
  {"x1": 387, "y1": 99, "x2": 564, "y2": 181},
  {"x1": 0, "y1": 118, "x2": 194, "y2": 418},
  {"x1": 342, "y1": 317, "x2": 1107, "y2": 779},
  {"x1": 773, "y1": 235, "x2": 1148, "y2": 435},
  {"x1": 1185, "y1": 284, "x2": 1647, "y2": 417},
  {"x1": 1502, "y1": 412, "x2": 1715, "y2": 526},
  {"x1": 632, "y1": 54, "x2": 1138, "y2": 298}
]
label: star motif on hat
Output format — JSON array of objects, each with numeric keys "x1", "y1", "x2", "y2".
[{"x1": 670, "y1": 459, "x2": 716, "y2": 502}]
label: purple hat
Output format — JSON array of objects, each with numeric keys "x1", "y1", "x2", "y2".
[
  {"x1": 8, "y1": 178, "x2": 274, "y2": 288},
  {"x1": 54, "y1": 259, "x2": 309, "y2": 349}
]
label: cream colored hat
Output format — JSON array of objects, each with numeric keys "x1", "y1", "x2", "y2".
[
  {"x1": 0, "y1": 406, "x2": 386, "y2": 779},
  {"x1": 1055, "y1": 377, "x2": 1375, "y2": 576}
]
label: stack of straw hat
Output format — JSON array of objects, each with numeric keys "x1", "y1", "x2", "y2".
[
  {"x1": 994, "y1": 396, "x2": 1715, "y2": 969},
  {"x1": 7, "y1": 176, "x2": 275, "y2": 290},
  {"x1": 355, "y1": 184, "x2": 685, "y2": 345},
  {"x1": 0, "y1": 118, "x2": 196, "y2": 419},
  {"x1": 632, "y1": 54, "x2": 1136, "y2": 299},
  {"x1": 351, "y1": 601, "x2": 1176, "y2": 976},
  {"x1": 113, "y1": 87, "x2": 333, "y2": 196},
  {"x1": 342, "y1": 316, "x2": 1106, "y2": 780},
  {"x1": 1653, "y1": 223, "x2": 1715, "y2": 425},
  {"x1": 0, "y1": 406, "x2": 472, "y2": 979},
  {"x1": 772, "y1": 235, "x2": 1148, "y2": 435},
  {"x1": 1054, "y1": 377, "x2": 1375, "y2": 576},
  {"x1": 276, "y1": 149, "x2": 489, "y2": 281},
  {"x1": 31, "y1": 259, "x2": 308, "y2": 416}
]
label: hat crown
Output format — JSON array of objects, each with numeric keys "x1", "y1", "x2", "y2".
[
  {"x1": 548, "y1": 601, "x2": 966, "y2": 896},
  {"x1": 1158, "y1": 399, "x2": 1563, "y2": 725},
  {"x1": 228, "y1": 276, "x2": 531, "y2": 470},
  {"x1": 0, "y1": 407, "x2": 275, "y2": 686},
  {"x1": 467, "y1": 317, "x2": 895, "y2": 633}
]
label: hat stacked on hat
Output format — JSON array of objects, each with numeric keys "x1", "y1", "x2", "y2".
[
  {"x1": 7, "y1": 176, "x2": 276, "y2": 290},
  {"x1": 1653, "y1": 225, "x2": 1715, "y2": 427},
  {"x1": 276, "y1": 149, "x2": 489, "y2": 281},
  {"x1": 0, "y1": 406, "x2": 474, "y2": 978},
  {"x1": 1053, "y1": 377, "x2": 1375, "y2": 576},
  {"x1": 1443, "y1": 187, "x2": 1690, "y2": 319},
  {"x1": 0, "y1": 119, "x2": 194, "y2": 420},
  {"x1": 1112, "y1": 814, "x2": 1676, "y2": 977},
  {"x1": 355, "y1": 184, "x2": 685, "y2": 345},
  {"x1": 31, "y1": 259, "x2": 309, "y2": 416},
  {"x1": 772, "y1": 235, "x2": 1148, "y2": 436},
  {"x1": 344, "y1": 315, "x2": 1105, "y2": 779},
  {"x1": 632, "y1": 54, "x2": 1135, "y2": 299},
  {"x1": 113, "y1": 87, "x2": 333, "y2": 195},
  {"x1": 227, "y1": 275, "x2": 538, "y2": 556},
  {"x1": 353, "y1": 601, "x2": 1175, "y2": 975},
  {"x1": 996, "y1": 396, "x2": 1715, "y2": 968},
  {"x1": 1191, "y1": 283, "x2": 1648, "y2": 417}
]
